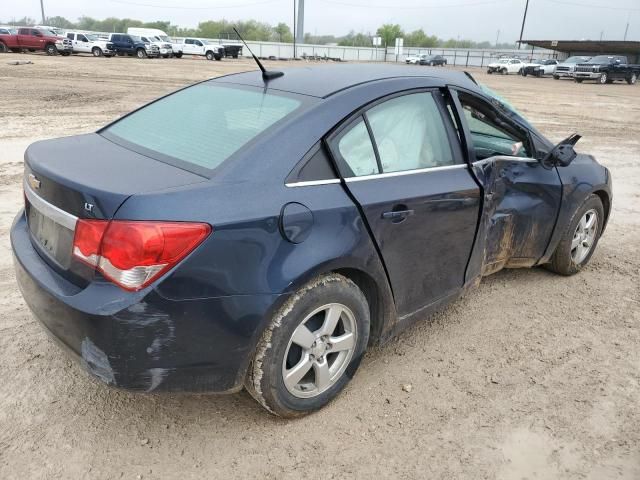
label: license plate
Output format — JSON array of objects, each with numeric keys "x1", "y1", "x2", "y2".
[{"x1": 27, "y1": 202, "x2": 74, "y2": 268}]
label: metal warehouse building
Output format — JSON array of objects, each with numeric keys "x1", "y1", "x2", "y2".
[{"x1": 521, "y1": 40, "x2": 640, "y2": 63}]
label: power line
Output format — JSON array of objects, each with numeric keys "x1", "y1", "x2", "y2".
[
  {"x1": 541, "y1": 0, "x2": 640, "y2": 11},
  {"x1": 106, "y1": 0, "x2": 283, "y2": 9},
  {"x1": 317, "y1": 0, "x2": 512, "y2": 9}
]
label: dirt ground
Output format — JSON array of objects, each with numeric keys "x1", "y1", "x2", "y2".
[{"x1": 0, "y1": 53, "x2": 639, "y2": 479}]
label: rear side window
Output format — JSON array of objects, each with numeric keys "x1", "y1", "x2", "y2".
[
  {"x1": 366, "y1": 93, "x2": 455, "y2": 172},
  {"x1": 102, "y1": 84, "x2": 302, "y2": 172},
  {"x1": 337, "y1": 118, "x2": 378, "y2": 176}
]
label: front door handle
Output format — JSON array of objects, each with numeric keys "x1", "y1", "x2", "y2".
[{"x1": 381, "y1": 209, "x2": 415, "y2": 222}]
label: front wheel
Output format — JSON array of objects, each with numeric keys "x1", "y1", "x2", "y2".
[
  {"x1": 546, "y1": 195, "x2": 604, "y2": 276},
  {"x1": 205, "y1": 50, "x2": 214, "y2": 60},
  {"x1": 45, "y1": 44, "x2": 57, "y2": 56},
  {"x1": 599, "y1": 72, "x2": 608, "y2": 84},
  {"x1": 174, "y1": 52, "x2": 183, "y2": 58},
  {"x1": 136, "y1": 48, "x2": 147, "y2": 59},
  {"x1": 627, "y1": 73, "x2": 637, "y2": 85},
  {"x1": 92, "y1": 47, "x2": 103, "y2": 57},
  {"x1": 245, "y1": 274, "x2": 370, "y2": 417},
  {"x1": 0, "y1": 42, "x2": 7, "y2": 53},
  {"x1": 575, "y1": 78, "x2": 583, "y2": 83}
]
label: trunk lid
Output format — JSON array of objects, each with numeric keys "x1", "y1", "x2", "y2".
[{"x1": 23, "y1": 133, "x2": 206, "y2": 282}]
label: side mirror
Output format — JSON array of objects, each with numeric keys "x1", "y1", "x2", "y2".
[{"x1": 542, "y1": 133, "x2": 581, "y2": 169}]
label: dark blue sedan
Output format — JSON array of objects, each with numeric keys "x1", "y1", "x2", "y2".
[{"x1": 12, "y1": 65, "x2": 612, "y2": 417}]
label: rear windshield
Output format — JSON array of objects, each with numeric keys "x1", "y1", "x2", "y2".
[{"x1": 102, "y1": 84, "x2": 302, "y2": 173}]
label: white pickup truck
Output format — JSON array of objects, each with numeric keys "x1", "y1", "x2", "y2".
[
  {"x1": 172, "y1": 38, "x2": 224, "y2": 61},
  {"x1": 65, "y1": 31, "x2": 114, "y2": 57},
  {"x1": 127, "y1": 28, "x2": 172, "y2": 58}
]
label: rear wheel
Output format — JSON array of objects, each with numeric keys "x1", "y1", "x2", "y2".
[
  {"x1": 0, "y1": 42, "x2": 7, "y2": 53},
  {"x1": 245, "y1": 274, "x2": 370, "y2": 417},
  {"x1": 136, "y1": 48, "x2": 147, "y2": 59},
  {"x1": 546, "y1": 195, "x2": 604, "y2": 276},
  {"x1": 92, "y1": 47, "x2": 103, "y2": 57},
  {"x1": 45, "y1": 43, "x2": 57, "y2": 56},
  {"x1": 627, "y1": 73, "x2": 637, "y2": 85}
]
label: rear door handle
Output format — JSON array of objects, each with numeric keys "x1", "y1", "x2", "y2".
[{"x1": 381, "y1": 209, "x2": 415, "y2": 221}]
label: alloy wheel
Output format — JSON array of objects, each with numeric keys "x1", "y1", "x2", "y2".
[
  {"x1": 571, "y1": 209, "x2": 598, "y2": 264},
  {"x1": 599, "y1": 73, "x2": 607, "y2": 84},
  {"x1": 282, "y1": 303, "x2": 358, "y2": 399}
]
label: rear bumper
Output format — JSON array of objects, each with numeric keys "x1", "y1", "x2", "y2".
[{"x1": 11, "y1": 211, "x2": 283, "y2": 393}]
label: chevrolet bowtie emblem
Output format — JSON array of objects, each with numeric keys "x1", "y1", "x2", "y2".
[{"x1": 28, "y1": 173, "x2": 41, "y2": 190}]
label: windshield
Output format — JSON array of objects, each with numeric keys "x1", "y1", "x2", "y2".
[
  {"x1": 159, "y1": 35, "x2": 171, "y2": 42},
  {"x1": 498, "y1": 59, "x2": 509, "y2": 64},
  {"x1": 587, "y1": 55, "x2": 615, "y2": 64},
  {"x1": 130, "y1": 35, "x2": 142, "y2": 42},
  {"x1": 102, "y1": 84, "x2": 303, "y2": 172},
  {"x1": 87, "y1": 34, "x2": 99, "y2": 41},
  {"x1": 564, "y1": 56, "x2": 588, "y2": 63}
]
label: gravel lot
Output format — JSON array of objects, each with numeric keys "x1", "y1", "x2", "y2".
[{"x1": 1, "y1": 53, "x2": 639, "y2": 479}]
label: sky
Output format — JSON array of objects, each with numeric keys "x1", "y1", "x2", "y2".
[{"x1": 3, "y1": 0, "x2": 640, "y2": 43}]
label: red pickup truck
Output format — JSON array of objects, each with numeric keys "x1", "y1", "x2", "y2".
[{"x1": 0, "y1": 27, "x2": 73, "y2": 55}]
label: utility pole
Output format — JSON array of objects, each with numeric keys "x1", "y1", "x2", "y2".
[
  {"x1": 296, "y1": 0, "x2": 305, "y2": 45},
  {"x1": 623, "y1": 12, "x2": 630, "y2": 41},
  {"x1": 293, "y1": 0, "x2": 296, "y2": 59},
  {"x1": 518, "y1": 0, "x2": 530, "y2": 50},
  {"x1": 495, "y1": 29, "x2": 500, "y2": 48},
  {"x1": 40, "y1": 0, "x2": 46, "y2": 24}
]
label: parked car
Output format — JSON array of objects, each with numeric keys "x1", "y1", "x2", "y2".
[
  {"x1": 419, "y1": 54, "x2": 447, "y2": 66},
  {"x1": 12, "y1": 65, "x2": 612, "y2": 417},
  {"x1": 127, "y1": 28, "x2": 172, "y2": 58},
  {"x1": 0, "y1": 27, "x2": 72, "y2": 55},
  {"x1": 172, "y1": 38, "x2": 224, "y2": 60},
  {"x1": 573, "y1": 55, "x2": 639, "y2": 85},
  {"x1": 221, "y1": 43, "x2": 243, "y2": 58},
  {"x1": 405, "y1": 54, "x2": 421, "y2": 64},
  {"x1": 532, "y1": 59, "x2": 559, "y2": 77},
  {"x1": 108, "y1": 33, "x2": 159, "y2": 58},
  {"x1": 520, "y1": 59, "x2": 542, "y2": 76},
  {"x1": 66, "y1": 32, "x2": 114, "y2": 57},
  {"x1": 487, "y1": 58, "x2": 524, "y2": 74},
  {"x1": 553, "y1": 56, "x2": 591, "y2": 79}
]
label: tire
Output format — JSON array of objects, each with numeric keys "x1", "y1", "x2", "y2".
[
  {"x1": 45, "y1": 43, "x2": 57, "y2": 56},
  {"x1": 174, "y1": 52, "x2": 182, "y2": 58},
  {"x1": 501, "y1": 68, "x2": 508, "y2": 75},
  {"x1": 28, "y1": 48, "x2": 36, "y2": 52},
  {"x1": 522, "y1": 70, "x2": 528, "y2": 76},
  {"x1": 553, "y1": 75, "x2": 560, "y2": 80},
  {"x1": 92, "y1": 47, "x2": 103, "y2": 57},
  {"x1": 628, "y1": 73, "x2": 638, "y2": 85},
  {"x1": 575, "y1": 78, "x2": 583, "y2": 83},
  {"x1": 245, "y1": 273, "x2": 370, "y2": 417},
  {"x1": 0, "y1": 42, "x2": 7, "y2": 53},
  {"x1": 214, "y1": 54, "x2": 222, "y2": 61},
  {"x1": 487, "y1": 69, "x2": 493, "y2": 74},
  {"x1": 205, "y1": 50, "x2": 214, "y2": 60},
  {"x1": 599, "y1": 72, "x2": 608, "y2": 84},
  {"x1": 60, "y1": 51, "x2": 71, "y2": 56},
  {"x1": 546, "y1": 194, "x2": 604, "y2": 276},
  {"x1": 136, "y1": 48, "x2": 147, "y2": 59},
  {"x1": 233, "y1": 53, "x2": 238, "y2": 59}
]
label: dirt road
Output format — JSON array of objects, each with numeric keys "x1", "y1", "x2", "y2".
[{"x1": 1, "y1": 54, "x2": 639, "y2": 479}]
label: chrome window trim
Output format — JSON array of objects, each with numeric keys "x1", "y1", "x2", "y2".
[
  {"x1": 345, "y1": 163, "x2": 467, "y2": 182},
  {"x1": 285, "y1": 178, "x2": 341, "y2": 188},
  {"x1": 472, "y1": 156, "x2": 539, "y2": 166},
  {"x1": 23, "y1": 179, "x2": 78, "y2": 230}
]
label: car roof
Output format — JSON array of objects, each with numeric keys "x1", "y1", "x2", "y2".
[{"x1": 212, "y1": 63, "x2": 479, "y2": 98}]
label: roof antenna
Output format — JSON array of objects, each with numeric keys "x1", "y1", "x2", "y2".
[{"x1": 233, "y1": 27, "x2": 284, "y2": 81}]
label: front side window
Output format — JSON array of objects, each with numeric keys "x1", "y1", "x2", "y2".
[
  {"x1": 458, "y1": 93, "x2": 531, "y2": 160},
  {"x1": 103, "y1": 84, "x2": 302, "y2": 172},
  {"x1": 366, "y1": 93, "x2": 455, "y2": 172}
]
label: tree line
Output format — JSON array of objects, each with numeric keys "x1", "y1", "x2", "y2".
[{"x1": 2, "y1": 16, "x2": 516, "y2": 49}]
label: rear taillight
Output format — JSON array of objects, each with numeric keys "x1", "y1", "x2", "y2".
[{"x1": 73, "y1": 220, "x2": 211, "y2": 291}]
